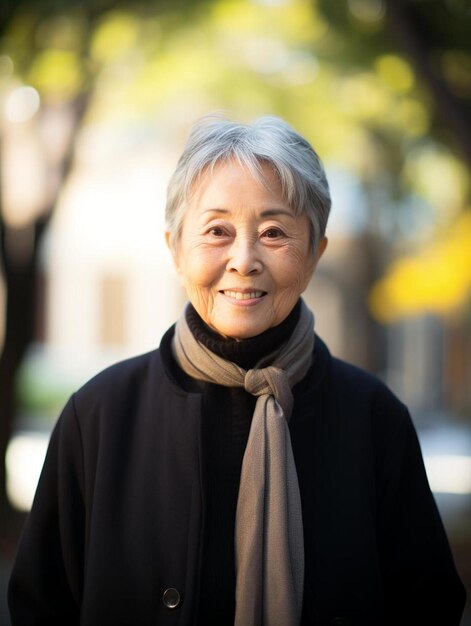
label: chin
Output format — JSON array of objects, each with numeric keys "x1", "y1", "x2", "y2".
[{"x1": 212, "y1": 322, "x2": 268, "y2": 341}]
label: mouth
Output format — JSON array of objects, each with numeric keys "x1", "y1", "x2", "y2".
[{"x1": 220, "y1": 289, "x2": 266, "y2": 301}]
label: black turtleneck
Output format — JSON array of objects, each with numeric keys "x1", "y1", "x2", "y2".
[
  {"x1": 184, "y1": 301, "x2": 302, "y2": 625},
  {"x1": 185, "y1": 299, "x2": 301, "y2": 369}
]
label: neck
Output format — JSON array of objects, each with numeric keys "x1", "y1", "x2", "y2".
[{"x1": 185, "y1": 301, "x2": 301, "y2": 370}]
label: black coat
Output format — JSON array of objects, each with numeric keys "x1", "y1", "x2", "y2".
[{"x1": 8, "y1": 328, "x2": 466, "y2": 625}]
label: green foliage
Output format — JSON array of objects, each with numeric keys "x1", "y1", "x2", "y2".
[
  {"x1": 1, "y1": 0, "x2": 470, "y2": 321},
  {"x1": 15, "y1": 355, "x2": 75, "y2": 418},
  {"x1": 3, "y1": 0, "x2": 468, "y2": 233},
  {"x1": 317, "y1": 0, "x2": 471, "y2": 167}
]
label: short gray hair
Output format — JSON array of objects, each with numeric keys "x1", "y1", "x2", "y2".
[{"x1": 165, "y1": 114, "x2": 331, "y2": 251}]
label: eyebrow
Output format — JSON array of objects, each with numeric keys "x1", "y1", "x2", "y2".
[{"x1": 202, "y1": 208, "x2": 296, "y2": 219}]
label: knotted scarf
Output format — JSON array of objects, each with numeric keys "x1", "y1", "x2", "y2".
[{"x1": 172, "y1": 300, "x2": 315, "y2": 626}]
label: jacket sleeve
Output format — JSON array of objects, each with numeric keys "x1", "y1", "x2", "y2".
[
  {"x1": 8, "y1": 395, "x2": 85, "y2": 625},
  {"x1": 374, "y1": 399, "x2": 467, "y2": 625}
]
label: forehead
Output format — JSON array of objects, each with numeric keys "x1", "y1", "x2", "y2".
[{"x1": 189, "y1": 158, "x2": 285, "y2": 208}]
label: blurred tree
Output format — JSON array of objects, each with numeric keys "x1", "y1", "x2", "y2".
[
  {"x1": 0, "y1": 0, "x2": 210, "y2": 536},
  {"x1": 315, "y1": 0, "x2": 471, "y2": 352},
  {"x1": 0, "y1": 0, "x2": 96, "y2": 534},
  {"x1": 1, "y1": 0, "x2": 470, "y2": 533},
  {"x1": 317, "y1": 0, "x2": 471, "y2": 168}
]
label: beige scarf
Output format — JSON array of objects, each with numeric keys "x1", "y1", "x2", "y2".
[{"x1": 172, "y1": 300, "x2": 315, "y2": 626}]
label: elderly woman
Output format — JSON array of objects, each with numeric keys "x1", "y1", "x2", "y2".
[{"x1": 9, "y1": 115, "x2": 466, "y2": 625}]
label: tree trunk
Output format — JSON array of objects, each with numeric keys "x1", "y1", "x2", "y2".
[
  {"x1": 0, "y1": 221, "x2": 46, "y2": 528},
  {"x1": 385, "y1": 0, "x2": 471, "y2": 168},
  {"x1": 0, "y1": 93, "x2": 89, "y2": 540}
]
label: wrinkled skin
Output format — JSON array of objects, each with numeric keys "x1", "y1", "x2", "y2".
[{"x1": 167, "y1": 159, "x2": 327, "y2": 340}]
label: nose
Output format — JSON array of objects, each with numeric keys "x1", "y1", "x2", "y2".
[{"x1": 226, "y1": 236, "x2": 262, "y2": 275}]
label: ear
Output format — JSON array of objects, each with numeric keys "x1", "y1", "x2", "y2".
[
  {"x1": 302, "y1": 236, "x2": 328, "y2": 290},
  {"x1": 166, "y1": 231, "x2": 187, "y2": 289},
  {"x1": 315, "y1": 236, "x2": 328, "y2": 266},
  {"x1": 311, "y1": 236, "x2": 328, "y2": 274},
  {"x1": 165, "y1": 231, "x2": 178, "y2": 267}
]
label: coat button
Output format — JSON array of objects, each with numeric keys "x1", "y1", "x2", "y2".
[
  {"x1": 162, "y1": 587, "x2": 181, "y2": 609},
  {"x1": 331, "y1": 619, "x2": 350, "y2": 626}
]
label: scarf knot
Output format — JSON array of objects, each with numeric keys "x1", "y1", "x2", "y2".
[{"x1": 244, "y1": 367, "x2": 294, "y2": 420}]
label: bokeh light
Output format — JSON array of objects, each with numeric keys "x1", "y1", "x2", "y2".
[{"x1": 4, "y1": 85, "x2": 40, "y2": 123}]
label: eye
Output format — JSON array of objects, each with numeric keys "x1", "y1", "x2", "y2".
[
  {"x1": 261, "y1": 227, "x2": 284, "y2": 240},
  {"x1": 207, "y1": 226, "x2": 227, "y2": 237}
]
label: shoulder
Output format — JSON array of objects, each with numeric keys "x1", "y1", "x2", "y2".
[
  {"x1": 66, "y1": 341, "x2": 183, "y2": 440},
  {"x1": 68, "y1": 325, "x2": 185, "y2": 427},
  {"x1": 316, "y1": 337, "x2": 411, "y2": 442},
  {"x1": 315, "y1": 340, "x2": 424, "y2": 486},
  {"x1": 75, "y1": 349, "x2": 162, "y2": 396},
  {"x1": 317, "y1": 336, "x2": 405, "y2": 412},
  {"x1": 333, "y1": 356, "x2": 403, "y2": 409},
  {"x1": 59, "y1": 347, "x2": 172, "y2": 457}
]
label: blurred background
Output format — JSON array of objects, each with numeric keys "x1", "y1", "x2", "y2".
[{"x1": 0, "y1": 0, "x2": 470, "y2": 622}]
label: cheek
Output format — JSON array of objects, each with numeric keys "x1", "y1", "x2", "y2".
[
  {"x1": 180, "y1": 253, "x2": 219, "y2": 291},
  {"x1": 272, "y1": 247, "x2": 313, "y2": 290}
]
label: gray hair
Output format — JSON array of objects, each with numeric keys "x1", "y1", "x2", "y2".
[{"x1": 165, "y1": 114, "x2": 331, "y2": 251}]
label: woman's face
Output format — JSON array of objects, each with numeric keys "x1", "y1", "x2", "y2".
[{"x1": 168, "y1": 159, "x2": 327, "y2": 339}]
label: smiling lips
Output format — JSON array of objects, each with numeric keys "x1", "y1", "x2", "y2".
[{"x1": 222, "y1": 290, "x2": 266, "y2": 301}]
